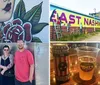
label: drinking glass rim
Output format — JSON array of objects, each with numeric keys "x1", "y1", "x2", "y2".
[{"x1": 75, "y1": 46, "x2": 100, "y2": 52}]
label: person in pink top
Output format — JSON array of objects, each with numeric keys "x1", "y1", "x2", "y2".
[{"x1": 14, "y1": 39, "x2": 35, "y2": 85}]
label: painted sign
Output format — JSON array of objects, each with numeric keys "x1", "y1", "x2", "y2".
[
  {"x1": 0, "y1": 0, "x2": 49, "y2": 43},
  {"x1": 50, "y1": 5, "x2": 100, "y2": 28}
]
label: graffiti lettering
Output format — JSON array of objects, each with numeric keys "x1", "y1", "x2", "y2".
[
  {"x1": 84, "y1": 18, "x2": 89, "y2": 25},
  {"x1": 50, "y1": 9, "x2": 100, "y2": 28},
  {"x1": 69, "y1": 14, "x2": 75, "y2": 24},
  {"x1": 84, "y1": 18, "x2": 100, "y2": 26},
  {"x1": 84, "y1": 18, "x2": 95, "y2": 26},
  {"x1": 76, "y1": 16, "x2": 81, "y2": 24},
  {"x1": 50, "y1": 10, "x2": 57, "y2": 22},
  {"x1": 50, "y1": 10, "x2": 82, "y2": 25},
  {"x1": 60, "y1": 12, "x2": 67, "y2": 23}
]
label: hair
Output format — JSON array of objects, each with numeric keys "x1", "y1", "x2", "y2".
[
  {"x1": 3, "y1": 45, "x2": 10, "y2": 50},
  {"x1": 17, "y1": 39, "x2": 24, "y2": 42}
]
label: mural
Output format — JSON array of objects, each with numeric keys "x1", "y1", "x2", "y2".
[
  {"x1": 0, "y1": 0, "x2": 49, "y2": 43},
  {"x1": 50, "y1": 4, "x2": 100, "y2": 40},
  {"x1": 33, "y1": 43, "x2": 49, "y2": 85},
  {"x1": 50, "y1": 4, "x2": 100, "y2": 28}
]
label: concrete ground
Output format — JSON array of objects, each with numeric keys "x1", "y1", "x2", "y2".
[{"x1": 82, "y1": 33, "x2": 100, "y2": 41}]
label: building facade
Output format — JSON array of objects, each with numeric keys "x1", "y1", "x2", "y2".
[{"x1": 50, "y1": 4, "x2": 100, "y2": 40}]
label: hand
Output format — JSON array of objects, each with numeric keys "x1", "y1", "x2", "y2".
[
  {"x1": 0, "y1": 65, "x2": 5, "y2": 69},
  {"x1": 3, "y1": 66, "x2": 7, "y2": 71},
  {"x1": 29, "y1": 77, "x2": 32, "y2": 83},
  {"x1": 0, "y1": 65, "x2": 8, "y2": 75},
  {"x1": 1, "y1": 69, "x2": 6, "y2": 75},
  {"x1": 0, "y1": 65, "x2": 2, "y2": 68},
  {"x1": 1, "y1": 67, "x2": 7, "y2": 75}
]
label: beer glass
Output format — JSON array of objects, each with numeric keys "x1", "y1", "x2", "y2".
[{"x1": 76, "y1": 46, "x2": 99, "y2": 80}]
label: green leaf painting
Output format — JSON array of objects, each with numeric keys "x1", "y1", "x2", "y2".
[
  {"x1": 23, "y1": 2, "x2": 43, "y2": 25},
  {"x1": 14, "y1": 0, "x2": 26, "y2": 19},
  {"x1": 31, "y1": 23, "x2": 48, "y2": 34},
  {"x1": 32, "y1": 37, "x2": 42, "y2": 42}
]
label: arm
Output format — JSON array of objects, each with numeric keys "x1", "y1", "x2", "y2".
[
  {"x1": 0, "y1": 65, "x2": 6, "y2": 69},
  {"x1": 0, "y1": 56, "x2": 6, "y2": 69},
  {"x1": 1, "y1": 54, "x2": 14, "y2": 75},
  {"x1": 6, "y1": 54, "x2": 14, "y2": 69},
  {"x1": 29, "y1": 64, "x2": 34, "y2": 83},
  {"x1": 27, "y1": 50, "x2": 34, "y2": 83}
]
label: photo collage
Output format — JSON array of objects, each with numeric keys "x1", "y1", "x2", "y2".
[{"x1": 0, "y1": 0, "x2": 100, "y2": 85}]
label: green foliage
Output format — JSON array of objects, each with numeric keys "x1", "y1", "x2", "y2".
[{"x1": 57, "y1": 32, "x2": 99, "y2": 41}]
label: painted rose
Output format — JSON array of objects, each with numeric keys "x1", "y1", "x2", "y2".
[{"x1": 3, "y1": 18, "x2": 32, "y2": 42}]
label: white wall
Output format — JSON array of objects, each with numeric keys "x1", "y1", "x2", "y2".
[{"x1": 33, "y1": 43, "x2": 49, "y2": 85}]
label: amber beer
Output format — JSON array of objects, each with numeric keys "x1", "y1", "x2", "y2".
[
  {"x1": 52, "y1": 44, "x2": 70, "y2": 84},
  {"x1": 78, "y1": 56, "x2": 96, "y2": 80},
  {"x1": 76, "y1": 46, "x2": 99, "y2": 80}
]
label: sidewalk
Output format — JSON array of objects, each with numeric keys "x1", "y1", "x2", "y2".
[{"x1": 82, "y1": 33, "x2": 100, "y2": 41}]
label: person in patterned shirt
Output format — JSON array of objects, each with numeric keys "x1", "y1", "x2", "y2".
[{"x1": 0, "y1": 45, "x2": 14, "y2": 85}]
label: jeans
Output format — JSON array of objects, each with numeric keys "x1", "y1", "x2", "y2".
[
  {"x1": 15, "y1": 79, "x2": 33, "y2": 85},
  {"x1": 0, "y1": 75, "x2": 15, "y2": 85},
  {"x1": 32, "y1": 80, "x2": 35, "y2": 85}
]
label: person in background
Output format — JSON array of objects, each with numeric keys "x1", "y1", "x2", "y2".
[
  {"x1": 67, "y1": 23, "x2": 70, "y2": 33},
  {"x1": 14, "y1": 40, "x2": 35, "y2": 85},
  {"x1": 0, "y1": 45, "x2": 14, "y2": 85},
  {"x1": 80, "y1": 23, "x2": 83, "y2": 34}
]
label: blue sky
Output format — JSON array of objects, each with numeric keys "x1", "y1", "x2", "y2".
[{"x1": 50, "y1": 0, "x2": 100, "y2": 15}]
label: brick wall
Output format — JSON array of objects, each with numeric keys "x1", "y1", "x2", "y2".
[{"x1": 50, "y1": 26, "x2": 100, "y2": 40}]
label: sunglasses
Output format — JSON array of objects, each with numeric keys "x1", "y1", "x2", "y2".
[{"x1": 3, "y1": 49, "x2": 9, "y2": 51}]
